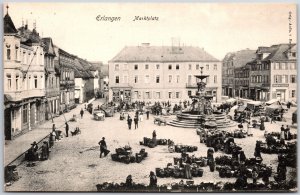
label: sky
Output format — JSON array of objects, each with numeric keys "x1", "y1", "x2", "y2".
[{"x1": 5, "y1": 3, "x2": 297, "y2": 63}]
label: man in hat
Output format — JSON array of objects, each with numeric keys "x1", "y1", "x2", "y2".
[
  {"x1": 98, "y1": 137, "x2": 109, "y2": 158},
  {"x1": 65, "y1": 122, "x2": 69, "y2": 137}
]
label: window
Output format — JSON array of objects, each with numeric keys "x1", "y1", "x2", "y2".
[
  {"x1": 156, "y1": 64, "x2": 160, "y2": 69},
  {"x1": 266, "y1": 75, "x2": 269, "y2": 83},
  {"x1": 124, "y1": 75, "x2": 128, "y2": 83},
  {"x1": 16, "y1": 75, "x2": 19, "y2": 90},
  {"x1": 124, "y1": 64, "x2": 128, "y2": 70},
  {"x1": 15, "y1": 48, "x2": 18, "y2": 60},
  {"x1": 206, "y1": 77, "x2": 209, "y2": 84},
  {"x1": 196, "y1": 64, "x2": 199, "y2": 70},
  {"x1": 176, "y1": 75, "x2": 180, "y2": 83},
  {"x1": 214, "y1": 75, "x2": 217, "y2": 83},
  {"x1": 168, "y1": 75, "x2": 172, "y2": 83},
  {"x1": 188, "y1": 64, "x2": 191, "y2": 70},
  {"x1": 292, "y1": 52, "x2": 296, "y2": 57},
  {"x1": 115, "y1": 76, "x2": 119, "y2": 83},
  {"x1": 134, "y1": 64, "x2": 138, "y2": 70},
  {"x1": 290, "y1": 75, "x2": 296, "y2": 83},
  {"x1": 281, "y1": 63, "x2": 286, "y2": 70},
  {"x1": 291, "y1": 90, "x2": 296, "y2": 98},
  {"x1": 290, "y1": 63, "x2": 296, "y2": 70},
  {"x1": 188, "y1": 75, "x2": 192, "y2": 84},
  {"x1": 206, "y1": 64, "x2": 209, "y2": 70},
  {"x1": 176, "y1": 64, "x2": 179, "y2": 70},
  {"x1": 145, "y1": 92, "x2": 150, "y2": 99},
  {"x1": 275, "y1": 63, "x2": 280, "y2": 70},
  {"x1": 22, "y1": 104, "x2": 28, "y2": 123},
  {"x1": 7, "y1": 75, "x2": 11, "y2": 90},
  {"x1": 145, "y1": 64, "x2": 149, "y2": 69},
  {"x1": 176, "y1": 92, "x2": 180, "y2": 98},
  {"x1": 168, "y1": 92, "x2": 172, "y2": 99},
  {"x1": 145, "y1": 75, "x2": 150, "y2": 83},
  {"x1": 156, "y1": 76, "x2": 160, "y2": 83},
  {"x1": 34, "y1": 76, "x2": 38, "y2": 88},
  {"x1": 214, "y1": 64, "x2": 217, "y2": 70},
  {"x1": 188, "y1": 90, "x2": 192, "y2": 96},
  {"x1": 7, "y1": 49, "x2": 11, "y2": 60},
  {"x1": 168, "y1": 64, "x2": 172, "y2": 70},
  {"x1": 156, "y1": 92, "x2": 161, "y2": 99},
  {"x1": 274, "y1": 75, "x2": 282, "y2": 83},
  {"x1": 115, "y1": 64, "x2": 119, "y2": 71},
  {"x1": 282, "y1": 75, "x2": 288, "y2": 83},
  {"x1": 134, "y1": 75, "x2": 138, "y2": 83}
]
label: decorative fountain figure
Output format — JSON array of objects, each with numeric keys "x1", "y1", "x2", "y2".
[{"x1": 167, "y1": 67, "x2": 235, "y2": 129}]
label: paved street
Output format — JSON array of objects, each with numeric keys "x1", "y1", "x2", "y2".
[
  {"x1": 5, "y1": 99, "x2": 297, "y2": 191},
  {"x1": 4, "y1": 98, "x2": 96, "y2": 167}
]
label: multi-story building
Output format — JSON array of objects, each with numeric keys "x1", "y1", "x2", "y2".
[
  {"x1": 222, "y1": 49, "x2": 256, "y2": 98},
  {"x1": 4, "y1": 11, "x2": 23, "y2": 140},
  {"x1": 234, "y1": 65, "x2": 250, "y2": 98},
  {"x1": 42, "y1": 37, "x2": 60, "y2": 120},
  {"x1": 4, "y1": 10, "x2": 46, "y2": 140},
  {"x1": 54, "y1": 46, "x2": 76, "y2": 112},
  {"x1": 74, "y1": 57, "x2": 95, "y2": 103},
  {"x1": 109, "y1": 43, "x2": 222, "y2": 103},
  {"x1": 248, "y1": 44, "x2": 297, "y2": 101}
]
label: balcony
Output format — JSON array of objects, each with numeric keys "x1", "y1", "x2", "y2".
[
  {"x1": 46, "y1": 88, "x2": 60, "y2": 97},
  {"x1": 186, "y1": 83, "x2": 197, "y2": 88},
  {"x1": 60, "y1": 80, "x2": 75, "y2": 86},
  {"x1": 5, "y1": 89, "x2": 45, "y2": 102}
]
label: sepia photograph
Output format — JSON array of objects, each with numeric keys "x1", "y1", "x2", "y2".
[{"x1": 3, "y1": 2, "x2": 298, "y2": 192}]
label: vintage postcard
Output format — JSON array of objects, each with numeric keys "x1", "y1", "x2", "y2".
[{"x1": 3, "y1": 2, "x2": 297, "y2": 192}]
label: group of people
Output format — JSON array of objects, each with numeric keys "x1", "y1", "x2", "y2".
[
  {"x1": 125, "y1": 171, "x2": 157, "y2": 188},
  {"x1": 280, "y1": 125, "x2": 291, "y2": 140},
  {"x1": 127, "y1": 111, "x2": 146, "y2": 130}
]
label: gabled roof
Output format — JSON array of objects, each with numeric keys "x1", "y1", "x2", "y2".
[
  {"x1": 73, "y1": 57, "x2": 95, "y2": 79},
  {"x1": 110, "y1": 45, "x2": 220, "y2": 62},
  {"x1": 263, "y1": 44, "x2": 297, "y2": 61},
  {"x1": 42, "y1": 37, "x2": 56, "y2": 56},
  {"x1": 4, "y1": 13, "x2": 17, "y2": 34},
  {"x1": 223, "y1": 49, "x2": 256, "y2": 68}
]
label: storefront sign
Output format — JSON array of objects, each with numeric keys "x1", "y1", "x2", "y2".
[{"x1": 272, "y1": 84, "x2": 289, "y2": 87}]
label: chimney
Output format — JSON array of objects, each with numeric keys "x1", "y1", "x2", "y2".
[
  {"x1": 25, "y1": 24, "x2": 28, "y2": 30},
  {"x1": 141, "y1": 43, "x2": 150, "y2": 47}
]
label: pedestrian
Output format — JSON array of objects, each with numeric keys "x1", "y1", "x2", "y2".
[
  {"x1": 152, "y1": 130, "x2": 157, "y2": 146},
  {"x1": 65, "y1": 122, "x2": 69, "y2": 137},
  {"x1": 52, "y1": 123, "x2": 56, "y2": 131},
  {"x1": 41, "y1": 141, "x2": 49, "y2": 160},
  {"x1": 98, "y1": 137, "x2": 109, "y2": 158},
  {"x1": 285, "y1": 125, "x2": 290, "y2": 140},
  {"x1": 247, "y1": 121, "x2": 252, "y2": 136},
  {"x1": 270, "y1": 114, "x2": 276, "y2": 124},
  {"x1": 252, "y1": 167, "x2": 258, "y2": 184},
  {"x1": 80, "y1": 108, "x2": 84, "y2": 119},
  {"x1": 287, "y1": 101, "x2": 291, "y2": 109},
  {"x1": 149, "y1": 171, "x2": 158, "y2": 187},
  {"x1": 125, "y1": 175, "x2": 133, "y2": 187},
  {"x1": 184, "y1": 162, "x2": 192, "y2": 179},
  {"x1": 146, "y1": 110, "x2": 150, "y2": 120},
  {"x1": 134, "y1": 115, "x2": 139, "y2": 129},
  {"x1": 239, "y1": 150, "x2": 246, "y2": 163},
  {"x1": 280, "y1": 125, "x2": 285, "y2": 140},
  {"x1": 127, "y1": 116, "x2": 132, "y2": 130}
]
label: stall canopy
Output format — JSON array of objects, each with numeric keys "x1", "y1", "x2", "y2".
[
  {"x1": 225, "y1": 98, "x2": 237, "y2": 104},
  {"x1": 266, "y1": 99, "x2": 282, "y2": 106}
]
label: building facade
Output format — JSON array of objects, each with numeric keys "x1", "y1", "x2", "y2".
[
  {"x1": 109, "y1": 44, "x2": 222, "y2": 103},
  {"x1": 248, "y1": 44, "x2": 297, "y2": 102},
  {"x1": 234, "y1": 65, "x2": 250, "y2": 98},
  {"x1": 42, "y1": 38, "x2": 60, "y2": 120},
  {"x1": 54, "y1": 47, "x2": 76, "y2": 112},
  {"x1": 222, "y1": 49, "x2": 256, "y2": 98},
  {"x1": 4, "y1": 11, "x2": 47, "y2": 140},
  {"x1": 74, "y1": 58, "x2": 95, "y2": 104}
]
